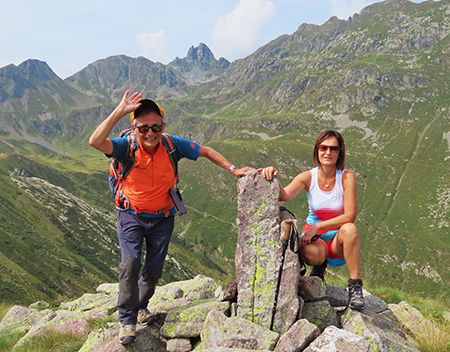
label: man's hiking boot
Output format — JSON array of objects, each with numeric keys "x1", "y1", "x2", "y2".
[
  {"x1": 348, "y1": 279, "x2": 366, "y2": 310},
  {"x1": 119, "y1": 324, "x2": 136, "y2": 345},
  {"x1": 138, "y1": 308, "x2": 156, "y2": 326},
  {"x1": 309, "y1": 260, "x2": 327, "y2": 282}
]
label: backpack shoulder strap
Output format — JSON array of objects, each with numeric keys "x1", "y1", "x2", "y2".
[
  {"x1": 120, "y1": 133, "x2": 137, "y2": 180},
  {"x1": 161, "y1": 133, "x2": 180, "y2": 183},
  {"x1": 109, "y1": 129, "x2": 137, "y2": 191}
]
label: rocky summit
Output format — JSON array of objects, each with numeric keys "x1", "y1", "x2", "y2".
[
  {"x1": 0, "y1": 172, "x2": 434, "y2": 351},
  {"x1": 0, "y1": 269, "x2": 428, "y2": 352}
]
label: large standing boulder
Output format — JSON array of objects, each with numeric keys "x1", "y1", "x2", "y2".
[{"x1": 236, "y1": 170, "x2": 301, "y2": 333}]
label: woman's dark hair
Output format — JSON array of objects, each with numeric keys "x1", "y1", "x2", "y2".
[{"x1": 312, "y1": 130, "x2": 346, "y2": 170}]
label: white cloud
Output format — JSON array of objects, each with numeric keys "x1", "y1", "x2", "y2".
[
  {"x1": 211, "y1": 0, "x2": 275, "y2": 60},
  {"x1": 136, "y1": 30, "x2": 171, "y2": 64}
]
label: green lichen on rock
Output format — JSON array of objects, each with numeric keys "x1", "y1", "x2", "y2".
[
  {"x1": 200, "y1": 310, "x2": 279, "y2": 351},
  {"x1": 160, "y1": 298, "x2": 230, "y2": 338},
  {"x1": 301, "y1": 301, "x2": 339, "y2": 331}
]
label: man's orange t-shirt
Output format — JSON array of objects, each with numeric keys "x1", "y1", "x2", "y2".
[
  {"x1": 110, "y1": 134, "x2": 200, "y2": 216},
  {"x1": 123, "y1": 143, "x2": 175, "y2": 213}
]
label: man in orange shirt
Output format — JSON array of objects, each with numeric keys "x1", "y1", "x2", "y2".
[{"x1": 89, "y1": 91, "x2": 251, "y2": 345}]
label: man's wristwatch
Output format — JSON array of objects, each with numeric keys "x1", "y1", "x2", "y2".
[{"x1": 229, "y1": 164, "x2": 236, "y2": 172}]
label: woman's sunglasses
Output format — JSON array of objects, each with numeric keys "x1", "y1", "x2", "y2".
[
  {"x1": 318, "y1": 144, "x2": 340, "y2": 154},
  {"x1": 135, "y1": 124, "x2": 163, "y2": 134}
]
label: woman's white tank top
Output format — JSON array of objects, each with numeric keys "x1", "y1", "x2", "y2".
[{"x1": 306, "y1": 167, "x2": 345, "y2": 225}]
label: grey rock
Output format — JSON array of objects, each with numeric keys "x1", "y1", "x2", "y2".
[
  {"x1": 96, "y1": 283, "x2": 119, "y2": 295},
  {"x1": 342, "y1": 307, "x2": 420, "y2": 352},
  {"x1": 202, "y1": 349, "x2": 272, "y2": 352},
  {"x1": 28, "y1": 301, "x2": 50, "y2": 310},
  {"x1": 298, "y1": 277, "x2": 327, "y2": 302},
  {"x1": 274, "y1": 319, "x2": 321, "y2": 352},
  {"x1": 15, "y1": 309, "x2": 108, "y2": 347},
  {"x1": 90, "y1": 324, "x2": 166, "y2": 352},
  {"x1": 388, "y1": 301, "x2": 435, "y2": 338},
  {"x1": 160, "y1": 298, "x2": 230, "y2": 338},
  {"x1": 301, "y1": 301, "x2": 340, "y2": 331},
  {"x1": 199, "y1": 310, "x2": 279, "y2": 351},
  {"x1": 303, "y1": 325, "x2": 375, "y2": 352},
  {"x1": 364, "y1": 292, "x2": 388, "y2": 313},
  {"x1": 166, "y1": 338, "x2": 192, "y2": 352},
  {"x1": 0, "y1": 305, "x2": 56, "y2": 333},
  {"x1": 59, "y1": 293, "x2": 116, "y2": 314},
  {"x1": 79, "y1": 323, "x2": 121, "y2": 352},
  {"x1": 215, "y1": 277, "x2": 237, "y2": 302},
  {"x1": 324, "y1": 284, "x2": 349, "y2": 307}
]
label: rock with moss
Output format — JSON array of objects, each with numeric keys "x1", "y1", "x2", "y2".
[
  {"x1": 388, "y1": 301, "x2": 429, "y2": 337},
  {"x1": 59, "y1": 292, "x2": 117, "y2": 314},
  {"x1": 160, "y1": 298, "x2": 230, "y2": 338},
  {"x1": 89, "y1": 324, "x2": 166, "y2": 352},
  {"x1": 202, "y1": 349, "x2": 272, "y2": 352},
  {"x1": 197, "y1": 310, "x2": 279, "y2": 351},
  {"x1": 274, "y1": 319, "x2": 321, "y2": 352},
  {"x1": 149, "y1": 275, "x2": 218, "y2": 312},
  {"x1": 301, "y1": 300, "x2": 340, "y2": 331},
  {"x1": 166, "y1": 338, "x2": 192, "y2": 352},
  {"x1": 342, "y1": 308, "x2": 420, "y2": 352},
  {"x1": 28, "y1": 301, "x2": 50, "y2": 310},
  {"x1": 78, "y1": 323, "x2": 120, "y2": 352},
  {"x1": 364, "y1": 292, "x2": 395, "y2": 323},
  {"x1": 236, "y1": 170, "x2": 301, "y2": 333},
  {"x1": 96, "y1": 283, "x2": 119, "y2": 295},
  {"x1": 323, "y1": 284, "x2": 349, "y2": 307},
  {"x1": 0, "y1": 305, "x2": 56, "y2": 333},
  {"x1": 298, "y1": 276, "x2": 326, "y2": 302},
  {"x1": 303, "y1": 325, "x2": 376, "y2": 352},
  {"x1": 14, "y1": 308, "x2": 109, "y2": 347}
]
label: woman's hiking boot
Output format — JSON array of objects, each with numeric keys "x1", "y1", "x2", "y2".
[
  {"x1": 348, "y1": 279, "x2": 366, "y2": 310},
  {"x1": 119, "y1": 324, "x2": 136, "y2": 345},
  {"x1": 309, "y1": 260, "x2": 327, "y2": 282}
]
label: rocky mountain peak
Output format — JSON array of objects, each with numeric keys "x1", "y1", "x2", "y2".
[
  {"x1": 16, "y1": 59, "x2": 57, "y2": 81},
  {"x1": 0, "y1": 59, "x2": 84, "y2": 104},
  {"x1": 186, "y1": 43, "x2": 216, "y2": 64},
  {"x1": 0, "y1": 59, "x2": 58, "y2": 87},
  {"x1": 168, "y1": 43, "x2": 230, "y2": 84}
]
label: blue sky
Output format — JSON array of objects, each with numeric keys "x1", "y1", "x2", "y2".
[{"x1": 0, "y1": 0, "x2": 427, "y2": 79}]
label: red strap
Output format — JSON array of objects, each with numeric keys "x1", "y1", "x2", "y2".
[
  {"x1": 162, "y1": 133, "x2": 174, "y2": 150},
  {"x1": 302, "y1": 223, "x2": 339, "y2": 235},
  {"x1": 128, "y1": 134, "x2": 136, "y2": 158}
]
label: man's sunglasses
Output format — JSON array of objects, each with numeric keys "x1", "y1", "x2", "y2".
[
  {"x1": 135, "y1": 124, "x2": 163, "y2": 134},
  {"x1": 318, "y1": 144, "x2": 340, "y2": 154}
]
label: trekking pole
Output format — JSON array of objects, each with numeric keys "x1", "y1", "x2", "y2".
[{"x1": 270, "y1": 219, "x2": 292, "y2": 331}]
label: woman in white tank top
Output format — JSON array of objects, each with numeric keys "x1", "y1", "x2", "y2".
[{"x1": 261, "y1": 130, "x2": 365, "y2": 310}]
